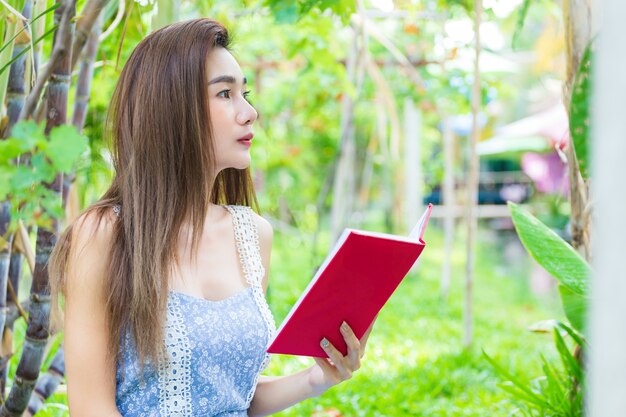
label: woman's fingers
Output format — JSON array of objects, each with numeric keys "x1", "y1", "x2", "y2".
[
  {"x1": 340, "y1": 321, "x2": 361, "y2": 368},
  {"x1": 359, "y1": 319, "x2": 376, "y2": 356},
  {"x1": 320, "y1": 337, "x2": 352, "y2": 380}
]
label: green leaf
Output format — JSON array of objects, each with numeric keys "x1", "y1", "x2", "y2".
[
  {"x1": 539, "y1": 354, "x2": 566, "y2": 411},
  {"x1": 557, "y1": 321, "x2": 586, "y2": 348},
  {"x1": 553, "y1": 328, "x2": 583, "y2": 383},
  {"x1": 509, "y1": 202, "x2": 590, "y2": 296},
  {"x1": 558, "y1": 285, "x2": 588, "y2": 334},
  {"x1": 265, "y1": 0, "x2": 300, "y2": 24},
  {"x1": 483, "y1": 350, "x2": 551, "y2": 409},
  {"x1": 45, "y1": 124, "x2": 89, "y2": 173},
  {"x1": 570, "y1": 42, "x2": 593, "y2": 180},
  {"x1": 10, "y1": 119, "x2": 46, "y2": 151},
  {"x1": 0, "y1": 139, "x2": 23, "y2": 162},
  {"x1": 30, "y1": 152, "x2": 57, "y2": 183}
]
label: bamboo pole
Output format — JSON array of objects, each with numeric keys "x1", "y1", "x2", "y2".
[
  {"x1": 464, "y1": 0, "x2": 482, "y2": 348},
  {"x1": 588, "y1": 3, "x2": 626, "y2": 414},
  {"x1": 69, "y1": 0, "x2": 109, "y2": 71},
  {"x1": 0, "y1": 202, "x2": 13, "y2": 344},
  {"x1": 4, "y1": 0, "x2": 32, "y2": 136},
  {"x1": 0, "y1": 13, "x2": 19, "y2": 115},
  {"x1": 1, "y1": 1, "x2": 76, "y2": 415},
  {"x1": 24, "y1": 346, "x2": 64, "y2": 417}
]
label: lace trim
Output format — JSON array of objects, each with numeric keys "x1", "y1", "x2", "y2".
[
  {"x1": 157, "y1": 296, "x2": 193, "y2": 416},
  {"x1": 225, "y1": 205, "x2": 277, "y2": 405}
]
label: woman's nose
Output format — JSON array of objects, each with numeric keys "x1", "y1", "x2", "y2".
[{"x1": 237, "y1": 99, "x2": 258, "y2": 125}]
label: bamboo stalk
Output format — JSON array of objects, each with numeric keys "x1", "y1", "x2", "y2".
[
  {"x1": 70, "y1": 0, "x2": 109, "y2": 71},
  {"x1": 18, "y1": 0, "x2": 75, "y2": 121},
  {"x1": 0, "y1": 1, "x2": 76, "y2": 414},
  {"x1": 0, "y1": 250, "x2": 26, "y2": 397},
  {"x1": 464, "y1": 0, "x2": 482, "y2": 348},
  {"x1": 71, "y1": 11, "x2": 102, "y2": 131},
  {"x1": 0, "y1": 14, "x2": 19, "y2": 115},
  {"x1": 0, "y1": 202, "x2": 13, "y2": 340},
  {"x1": 32, "y1": 0, "x2": 49, "y2": 76},
  {"x1": 4, "y1": 1, "x2": 32, "y2": 137},
  {"x1": 25, "y1": 346, "x2": 64, "y2": 417}
]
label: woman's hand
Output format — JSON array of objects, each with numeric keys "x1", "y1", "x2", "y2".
[{"x1": 307, "y1": 320, "x2": 375, "y2": 397}]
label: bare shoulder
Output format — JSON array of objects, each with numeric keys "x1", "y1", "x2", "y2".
[
  {"x1": 251, "y1": 210, "x2": 273, "y2": 248},
  {"x1": 66, "y1": 208, "x2": 117, "y2": 298}
]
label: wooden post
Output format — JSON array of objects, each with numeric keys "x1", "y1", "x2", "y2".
[
  {"x1": 464, "y1": 0, "x2": 482, "y2": 348},
  {"x1": 403, "y1": 98, "x2": 422, "y2": 233},
  {"x1": 441, "y1": 116, "x2": 455, "y2": 301},
  {"x1": 588, "y1": 1, "x2": 626, "y2": 415}
]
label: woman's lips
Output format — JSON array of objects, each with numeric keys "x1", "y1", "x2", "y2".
[{"x1": 237, "y1": 133, "x2": 253, "y2": 147}]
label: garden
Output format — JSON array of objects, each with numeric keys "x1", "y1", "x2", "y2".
[{"x1": 0, "y1": 0, "x2": 613, "y2": 416}]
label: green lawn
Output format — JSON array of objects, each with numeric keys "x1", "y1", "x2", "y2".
[{"x1": 266, "y1": 223, "x2": 563, "y2": 417}]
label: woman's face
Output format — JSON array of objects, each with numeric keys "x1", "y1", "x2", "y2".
[{"x1": 206, "y1": 47, "x2": 258, "y2": 173}]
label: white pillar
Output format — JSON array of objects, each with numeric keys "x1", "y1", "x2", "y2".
[{"x1": 588, "y1": 1, "x2": 626, "y2": 415}]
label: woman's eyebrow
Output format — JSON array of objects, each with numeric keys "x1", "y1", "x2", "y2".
[{"x1": 208, "y1": 75, "x2": 247, "y2": 85}]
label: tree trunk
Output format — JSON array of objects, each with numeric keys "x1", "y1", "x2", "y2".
[{"x1": 464, "y1": 0, "x2": 482, "y2": 348}]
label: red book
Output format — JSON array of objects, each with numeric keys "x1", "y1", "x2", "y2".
[{"x1": 267, "y1": 204, "x2": 433, "y2": 358}]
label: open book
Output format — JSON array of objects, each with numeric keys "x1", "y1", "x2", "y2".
[{"x1": 267, "y1": 204, "x2": 433, "y2": 358}]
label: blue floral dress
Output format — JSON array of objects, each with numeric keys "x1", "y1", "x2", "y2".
[{"x1": 115, "y1": 206, "x2": 276, "y2": 416}]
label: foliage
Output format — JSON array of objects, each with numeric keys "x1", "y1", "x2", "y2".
[
  {"x1": 509, "y1": 202, "x2": 589, "y2": 333},
  {"x1": 569, "y1": 42, "x2": 593, "y2": 180},
  {"x1": 0, "y1": 120, "x2": 88, "y2": 230},
  {"x1": 484, "y1": 322, "x2": 584, "y2": 417},
  {"x1": 487, "y1": 202, "x2": 588, "y2": 416}
]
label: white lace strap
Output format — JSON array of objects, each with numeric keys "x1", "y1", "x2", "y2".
[
  {"x1": 226, "y1": 205, "x2": 265, "y2": 287},
  {"x1": 225, "y1": 205, "x2": 276, "y2": 373}
]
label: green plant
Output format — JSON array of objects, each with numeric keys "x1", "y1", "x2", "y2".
[{"x1": 0, "y1": 120, "x2": 88, "y2": 231}]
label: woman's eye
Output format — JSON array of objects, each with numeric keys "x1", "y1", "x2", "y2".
[
  {"x1": 218, "y1": 90, "x2": 231, "y2": 99},
  {"x1": 243, "y1": 90, "x2": 252, "y2": 102}
]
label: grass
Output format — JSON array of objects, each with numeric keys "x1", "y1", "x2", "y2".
[
  {"x1": 23, "y1": 220, "x2": 564, "y2": 417},
  {"x1": 266, "y1": 222, "x2": 563, "y2": 416}
]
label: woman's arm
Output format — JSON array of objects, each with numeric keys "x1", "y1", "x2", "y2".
[
  {"x1": 249, "y1": 214, "x2": 373, "y2": 417},
  {"x1": 64, "y1": 212, "x2": 122, "y2": 417}
]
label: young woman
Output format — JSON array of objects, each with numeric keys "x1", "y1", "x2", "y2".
[{"x1": 49, "y1": 18, "x2": 372, "y2": 417}]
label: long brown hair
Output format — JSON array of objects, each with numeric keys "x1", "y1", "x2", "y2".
[{"x1": 49, "y1": 18, "x2": 258, "y2": 368}]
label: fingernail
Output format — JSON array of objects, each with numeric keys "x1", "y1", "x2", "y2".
[
  {"x1": 341, "y1": 321, "x2": 349, "y2": 332},
  {"x1": 321, "y1": 338, "x2": 329, "y2": 348}
]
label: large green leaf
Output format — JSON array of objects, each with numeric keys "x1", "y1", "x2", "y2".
[
  {"x1": 509, "y1": 203, "x2": 590, "y2": 295},
  {"x1": 509, "y1": 203, "x2": 591, "y2": 332},
  {"x1": 570, "y1": 42, "x2": 593, "y2": 180},
  {"x1": 558, "y1": 285, "x2": 587, "y2": 333}
]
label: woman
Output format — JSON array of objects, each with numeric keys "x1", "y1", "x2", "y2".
[{"x1": 50, "y1": 18, "x2": 371, "y2": 416}]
